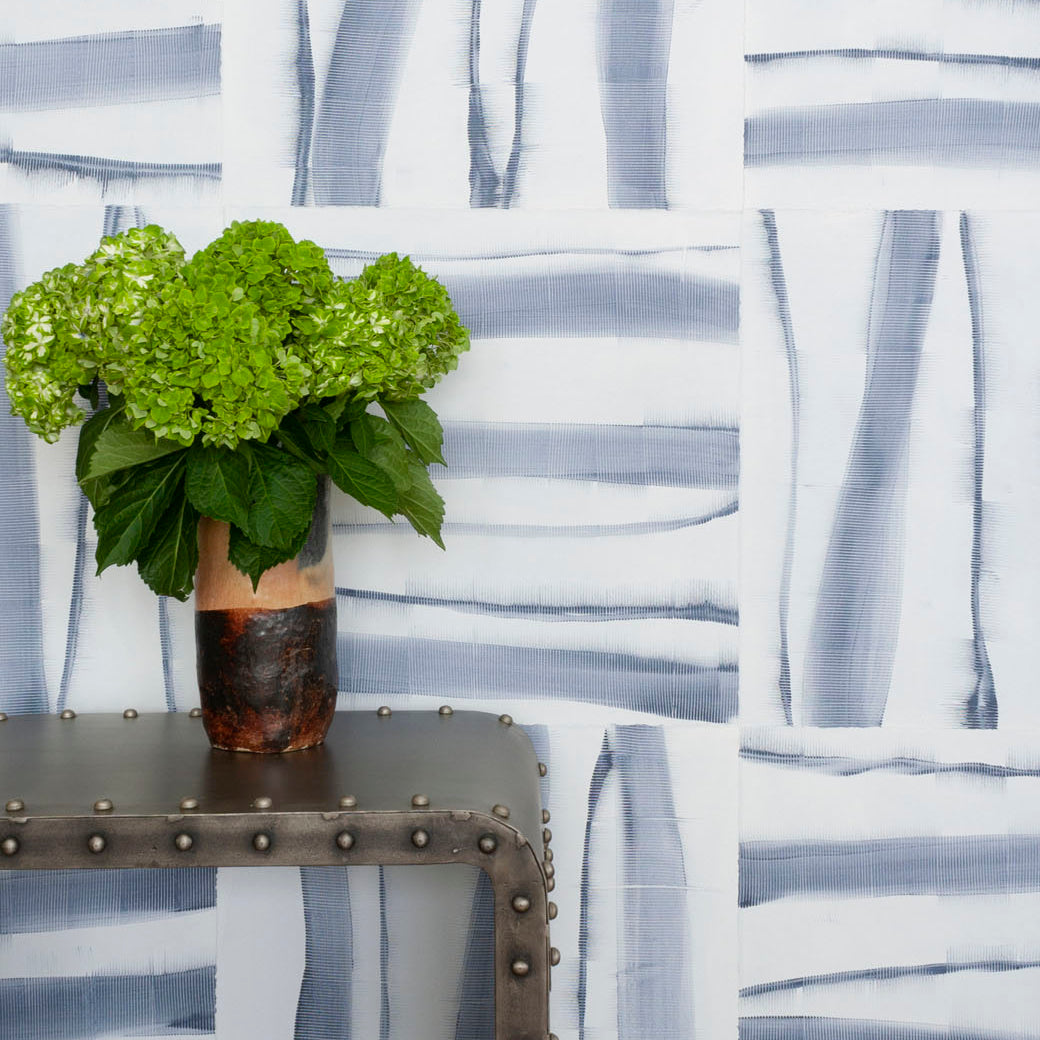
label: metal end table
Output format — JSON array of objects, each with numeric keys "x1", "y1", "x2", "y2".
[{"x1": 0, "y1": 708, "x2": 558, "y2": 1040}]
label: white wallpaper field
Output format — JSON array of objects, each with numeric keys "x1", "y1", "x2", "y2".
[{"x1": 1, "y1": 1, "x2": 1040, "y2": 1038}]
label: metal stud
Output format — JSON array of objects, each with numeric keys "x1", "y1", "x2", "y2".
[
  {"x1": 492, "y1": 804, "x2": 510, "y2": 819},
  {"x1": 478, "y1": 834, "x2": 498, "y2": 854},
  {"x1": 179, "y1": 797, "x2": 199, "y2": 811},
  {"x1": 59, "y1": 709, "x2": 76, "y2": 720},
  {"x1": 498, "y1": 713, "x2": 514, "y2": 726},
  {"x1": 550, "y1": 947, "x2": 561, "y2": 966},
  {"x1": 544, "y1": 862, "x2": 555, "y2": 879},
  {"x1": 511, "y1": 895, "x2": 531, "y2": 913},
  {"x1": 548, "y1": 902, "x2": 558, "y2": 920},
  {"x1": 174, "y1": 833, "x2": 193, "y2": 852},
  {"x1": 0, "y1": 713, "x2": 8, "y2": 721},
  {"x1": 253, "y1": 833, "x2": 271, "y2": 852},
  {"x1": 87, "y1": 834, "x2": 106, "y2": 854},
  {"x1": 122, "y1": 708, "x2": 138, "y2": 719},
  {"x1": 543, "y1": 827, "x2": 552, "y2": 844},
  {"x1": 336, "y1": 831, "x2": 355, "y2": 851},
  {"x1": 376, "y1": 706, "x2": 392, "y2": 717},
  {"x1": 93, "y1": 799, "x2": 114, "y2": 813},
  {"x1": 510, "y1": 959, "x2": 531, "y2": 978},
  {"x1": 411, "y1": 793, "x2": 430, "y2": 808},
  {"x1": 550, "y1": 1034, "x2": 560, "y2": 1040},
  {"x1": 5, "y1": 799, "x2": 24, "y2": 813},
  {"x1": 1, "y1": 837, "x2": 18, "y2": 856},
  {"x1": 252, "y1": 796, "x2": 273, "y2": 810},
  {"x1": 188, "y1": 707, "x2": 203, "y2": 718},
  {"x1": 411, "y1": 828, "x2": 430, "y2": 849},
  {"x1": 538, "y1": 762, "x2": 548, "y2": 777},
  {"x1": 438, "y1": 705, "x2": 454, "y2": 716},
  {"x1": 547, "y1": 877, "x2": 555, "y2": 892},
  {"x1": 542, "y1": 809, "x2": 551, "y2": 823},
  {"x1": 544, "y1": 848, "x2": 554, "y2": 862}
]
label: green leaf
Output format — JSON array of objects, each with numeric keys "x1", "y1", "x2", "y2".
[
  {"x1": 273, "y1": 415, "x2": 324, "y2": 470},
  {"x1": 243, "y1": 442, "x2": 317, "y2": 550},
  {"x1": 93, "y1": 455, "x2": 187, "y2": 572},
  {"x1": 82, "y1": 413, "x2": 186, "y2": 483},
  {"x1": 380, "y1": 398, "x2": 446, "y2": 466},
  {"x1": 295, "y1": 404, "x2": 337, "y2": 454},
  {"x1": 326, "y1": 436, "x2": 399, "y2": 518},
  {"x1": 185, "y1": 445, "x2": 252, "y2": 530},
  {"x1": 228, "y1": 521, "x2": 310, "y2": 591},
  {"x1": 355, "y1": 414, "x2": 411, "y2": 489},
  {"x1": 349, "y1": 415, "x2": 374, "y2": 456},
  {"x1": 136, "y1": 495, "x2": 200, "y2": 600},
  {"x1": 76, "y1": 405, "x2": 126, "y2": 507},
  {"x1": 397, "y1": 455, "x2": 445, "y2": 548}
]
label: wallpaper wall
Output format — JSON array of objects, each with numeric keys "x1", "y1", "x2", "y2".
[{"x1": 1, "y1": 1, "x2": 1038, "y2": 1038}]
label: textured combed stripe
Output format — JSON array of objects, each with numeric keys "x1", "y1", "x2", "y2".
[
  {"x1": 0, "y1": 24, "x2": 220, "y2": 112},
  {"x1": 597, "y1": 0, "x2": 674, "y2": 208},
  {"x1": 0, "y1": 147, "x2": 221, "y2": 184},
  {"x1": 745, "y1": 48, "x2": 1040, "y2": 70},
  {"x1": 0, "y1": 966, "x2": 215, "y2": 1038},
  {"x1": 454, "y1": 871, "x2": 495, "y2": 1039},
  {"x1": 0, "y1": 869, "x2": 216, "y2": 935},
  {"x1": 446, "y1": 266, "x2": 738, "y2": 341},
  {"x1": 338, "y1": 632, "x2": 738, "y2": 722},
  {"x1": 294, "y1": 868, "x2": 352, "y2": 1040},
  {"x1": 739, "y1": 834, "x2": 1040, "y2": 907},
  {"x1": 739, "y1": 1017, "x2": 1029, "y2": 1040},
  {"x1": 802, "y1": 211, "x2": 940, "y2": 726},
  {"x1": 439, "y1": 422, "x2": 738, "y2": 487},
  {"x1": 746, "y1": 100, "x2": 1040, "y2": 168},
  {"x1": 311, "y1": 0, "x2": 422, "y2": 205},
  {"x1": 739, "y1": 746, "x2": 1040, "y2": 778},
  {"x1": 0, "y1": 205, "x2": 48, "y2": 712}
]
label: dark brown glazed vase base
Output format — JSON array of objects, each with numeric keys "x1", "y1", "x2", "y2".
[{"x1": 195, "y1": 597, "x2": 338, "y2": 753}]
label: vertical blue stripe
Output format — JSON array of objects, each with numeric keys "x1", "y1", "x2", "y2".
[
  {"x1": 959, "y1": 212, "x2": 998, "y2": 729},
  {"x1": 761, "y1": 210, "x2": 798, "y2": 726},
  {"x1": 311, "y1": 0, "x2": 421, "y2": 205},
  {"x1": 614, "y1": 726, "x2": 693, "y2": 1039},
  {"x1": 467, "y1": 0, "x2": 500, "y2": 208},
  {"x1": 292, "y1": 0, "x2": 315, "y2": 206},
  {"x1": 453, "y1": 871, "x2": 495, "y2": 1039},
  {"x1": 501, "y1": 0, "x2": 537, "y2": 207},
  {"x1": 803, "y1": 211, "x2": 941, "y2": 726},
  {"x1": 596, "y1": 0, "x2": 674, "y2": 208},
  {"x1": 0, "y1": 205, "x2": 48, "y2": 713},
  {"x1": 378, "y1": 866, "x2": 390, "y2": 1040},
  {"x1": 294, "y1": 867, "x2": 352, "y2": 1040}
]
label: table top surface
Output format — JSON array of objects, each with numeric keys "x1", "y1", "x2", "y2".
[{"x1": 0, "y1": 710, "x2": 543, "y2": 845}]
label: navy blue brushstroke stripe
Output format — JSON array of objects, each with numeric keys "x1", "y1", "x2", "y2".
[
  {"x1": 378, "y1": 867, "x2": 390, "y2": 1040},
  {"x1": 0, "y1": 967, "x2": 215, "y2": 1039},
  {"x1": 439, "y1": 421, "x2": 739, "y2": 488},
  {"x1": 338, "y1": 633, "x2": 738, "y2": 722},
  {"x1": 0, "y1": 146, "x2": 220, "y2": 183},
  {"x1": 334, "y1": 497, "x2": 737, "y2": 538},
  {"x1": 0, "y1": 24, "x2": 221, "y2": 112},
  {"x1": 740, "y1": 1017, "x2": 1028, "y2": 1040},
  {"x1": 746, "y1": 100, "x2": 1040, "y2": 168},
  {"x1": 597, "y1": 0, "x2": 674, "y2": 207},
  {"x1": 740, "y1": 957, "x2": 1040, "y2": 998},
  {"x1": 502, "y1": 0, "x2": 537, "y2": 207},
  {"x1": 311, "y1": 0, "x2": 421, "y2": 205},
  {"x1": 294, "y1": 867, "x2": 352, "y2": 1040},
  {"x1": 454, "y1": 871, "x2": 495, "y2": 1039},
  {"x1": 745, "y1": 48, "x2": 1040, "y2": 70},
  {"x1": 615, "y1": 726, "x2": 693, "y2": 1038},
  {"x1": 337, "y1": 587, "x2": 737, "y2": 625},
  {"x1": 960, "y1": 212, "x2": 998, "y2": 728},
  {"x1": 739, "y1": 746, "x2": 1040, "y2": 777},
  {"x1": 578, "y1": 732, "x2": 612, "y2": 1040},
  {"x1": 467, "y1": 0, "x2": 500, "y2": 207},
  {"x1": 761, "y1": 210, "x2": 798, "y2": 726},
  {"x1": 0, "y1": 868, "x2": 216, "y2": 934},
  {"x1": 443, "y1": 266, "x2": 738, "y2": 341},
  {"x1": 291, "y1": 0, "x2": 316, "y2": 206},
  {"x1": 802, "y1": 211, "x2": 940, "y2": 726},
  {"x1": 157, "y1": 595, "x2": 176, "y2": 711},
  {"x1": 0, "y1": 205, "x2": 48, "y2": 713},
  {"x1": 740, "y1": 834, "x2": 1040, "y2": 907}
]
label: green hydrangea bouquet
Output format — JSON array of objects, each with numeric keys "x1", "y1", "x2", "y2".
[{"x1": 2, "y1": 220, "x2": 469, "y2": 600}]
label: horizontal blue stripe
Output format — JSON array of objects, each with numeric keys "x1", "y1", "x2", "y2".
[
  {"x1": 740, "y1": 747, "x2": 1040, "y2": 778},
  {"x1": 746, "y1": 48, "x2": 1040, "y2": 70},
  {"x1": 338, "y1": 633, "x2": 737, "y2": 721},
  {"x1": 0, "y1": 146, "x2": 220, "y2": 182},
  {"x1": 741, "y1": 1017, "x2": 1025, "y2": 1040}
]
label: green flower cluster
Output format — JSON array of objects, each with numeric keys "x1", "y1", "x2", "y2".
[{"x1": 2, "y1": 221, "x2": 470, "y2": 450}]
